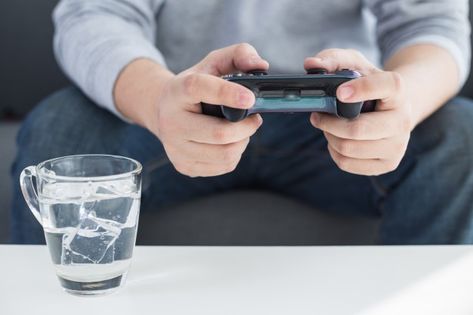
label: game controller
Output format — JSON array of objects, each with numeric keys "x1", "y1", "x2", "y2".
[{"x1": 201, "y1": 69, "x2": 376, "y2": 122}]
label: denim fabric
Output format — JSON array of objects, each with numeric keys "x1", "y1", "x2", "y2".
[{"x1": 10, "y1": 86, "x2": 473, "y2": 244}]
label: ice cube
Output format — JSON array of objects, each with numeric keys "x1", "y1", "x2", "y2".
[
  {"x1": 93, "y1": 197, "x2": 134, "y2": 225},
  {"x1": 61, "y1": 210, "x2": 122, "y2": 264}
]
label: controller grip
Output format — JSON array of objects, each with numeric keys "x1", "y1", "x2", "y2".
[
  {"x1": 201, "y1": 103, "x2": 224, "y2": 118},
  {"x1": 337, "y1": 100, "x2": 377, "y2": 119},
  {"x1": 361, "y1": 100, "x2": 377, "y2": 113},
  {"x1": 336, "y1": 101, "x2": 364, "y2": 119},
  {"x1": 201, "y1": 103, "x2": 248, "y2": 122}
]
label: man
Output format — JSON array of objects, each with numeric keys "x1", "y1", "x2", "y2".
[{"x1": 11, "y1": 0, "x2": 473, "y2": 244}]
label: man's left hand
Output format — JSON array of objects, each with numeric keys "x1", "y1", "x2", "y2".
[{"x1": 305, "y1": 49, "x2": 413, "y2": 176}]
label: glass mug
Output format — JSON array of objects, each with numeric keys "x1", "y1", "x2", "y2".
[{"x1": 20, "y1": 154, "x2": 142, "y2": 296}]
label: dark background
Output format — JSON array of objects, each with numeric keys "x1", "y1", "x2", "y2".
[{"x1": 0, "y1": 0, "x2": 68, "y2": 119}]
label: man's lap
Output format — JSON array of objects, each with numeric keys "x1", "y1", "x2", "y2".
[{"x1": 10, "y1": 86, "x2": 473, "y2": 244}]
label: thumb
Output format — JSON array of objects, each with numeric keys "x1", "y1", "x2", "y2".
[{"x1": 193, "y1": 43, "x2": 269, "y2": 76}]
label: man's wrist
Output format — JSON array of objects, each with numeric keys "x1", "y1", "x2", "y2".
[
  {"x1": 385, "y1": 44, "x2": 460, "y2": 128},
  {"x1": 114, "y1": 58, "x2": 174, "y2": 129}
]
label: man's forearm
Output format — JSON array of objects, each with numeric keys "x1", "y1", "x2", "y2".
[
  {"x1": 384, "y1": 44, "x2": 460, "y2": 128},
  {"x1": 114, "y1": 59, "x2": 175, "y2": 129}
]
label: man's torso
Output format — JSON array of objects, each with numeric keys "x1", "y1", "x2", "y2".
[{"x1": 154, "y1": 0, "x2": 378, "y2": 74}]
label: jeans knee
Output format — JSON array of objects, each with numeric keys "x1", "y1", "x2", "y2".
[
  {"x1": 439, "y1": 97, "x2": 473, "y2": 146},
  {"x1": 15, "y1": 86, "x2": 126, "y2": 166},
  {"x1": 375, "y1": 97, "x2": 473, "y2": 244},
  {"x1": 412, "y1": 97, "x2": 473, "y2": 159}
]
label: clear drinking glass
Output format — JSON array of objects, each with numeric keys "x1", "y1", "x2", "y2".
[{"x1": 20, "y1": 154, "x2": 142, "y2": 296}]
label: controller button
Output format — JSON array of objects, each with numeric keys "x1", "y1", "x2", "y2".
[
  {"x1": 335, "y1": 69, "x2": 354, "y2": 75},
  {"x1": 222, "y1": 73, "x2": 244, "y2": 79},
  {"x1": 249, "y1": 70, "x2": 268, "y2": 76},
  {"x1": 307, "y1": 68, "x2": 327, "y2": 75}
]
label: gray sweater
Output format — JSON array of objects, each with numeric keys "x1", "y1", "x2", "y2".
[{"x1": 53, "y1": 0, "x2": 471, "y2": 118}]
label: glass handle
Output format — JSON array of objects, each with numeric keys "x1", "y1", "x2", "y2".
[{"x1": 19, "y1": 166, "x2": 42, "y2": 225}]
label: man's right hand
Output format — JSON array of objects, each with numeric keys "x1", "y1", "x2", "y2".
[{"x1": 115, "y1": 43, "x2": 268, "y2": 177}]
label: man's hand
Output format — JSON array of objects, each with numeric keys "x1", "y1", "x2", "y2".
[
  {"x1": 305, "y1": 49, "x2": 412, "y2": 176},
  {"x1": 115, "y1": 43, "x2": 268, "y2": 177}
]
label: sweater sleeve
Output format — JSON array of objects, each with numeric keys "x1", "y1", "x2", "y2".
[
  {"x1": 364, "y1": 0, "x2": 471, "y2": 86},
  {"x1": 53, "y1": 0, "x2": 166, "y2": 119}
]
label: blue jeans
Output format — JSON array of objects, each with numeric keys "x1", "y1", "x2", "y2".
[{"x1": 10, "y1": 86, "x2": 473, "y2": 244}]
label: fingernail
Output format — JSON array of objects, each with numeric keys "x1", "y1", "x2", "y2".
[
  {"x1": 239, "y1": 91, "x2": 253, "y2": 107},
  {"x1": 305, "y1": 57, "x2": 322, "y2": 64},
  {"x1": 338, "y1": 85, "x2": 354, "y2": 100},
  {"x1": 311, "y1": 113, "x2": 320, "y2": 125},
  {"x1": 257, "y1": 114, "x2": 263, "y2": 125}
]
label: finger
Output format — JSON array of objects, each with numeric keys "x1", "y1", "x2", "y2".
[
  {"x1": 173, "y1": 138, "x2": 250, "y2": 164},
  {"x1": 171, "y1": 159, "x2": 240, "y2": 177},
  {"x1": 327, "y1": 144, "x2": 396, "y2": 176},
  {"x1": 174, "y1": 73, "x2": 255, "y2": 110},
  {"x1": 336, "y1": 72, "x2": 405, "y2": 110},
  {"x1": 311, "y1": 111, "x2": 411, "y2": 140},
  {"x1": 194, "y1": 43, "x2": 269, "y2": 76},
  {"x1": 304, "y1": 48, "x2": 381, "y2": 75},
  {"x1": 177, "y1": 112, "x2": 263, "y2": 144},
  {"x1": 324, "y1": 132, "x2": 408, "y2": 160}
]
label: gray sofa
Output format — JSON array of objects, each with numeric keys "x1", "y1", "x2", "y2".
[{"x1": 1, "y1": 1, "x2": 472, "y2": 244}]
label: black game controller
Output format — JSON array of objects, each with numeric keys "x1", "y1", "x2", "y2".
[{"x1": 201, "y1": 69, "x2": 376, "y2": 122}]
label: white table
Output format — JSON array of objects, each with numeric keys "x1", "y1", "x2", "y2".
[{"x1": 2, "y1": 245, "x2": 473, "y2": 315}]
